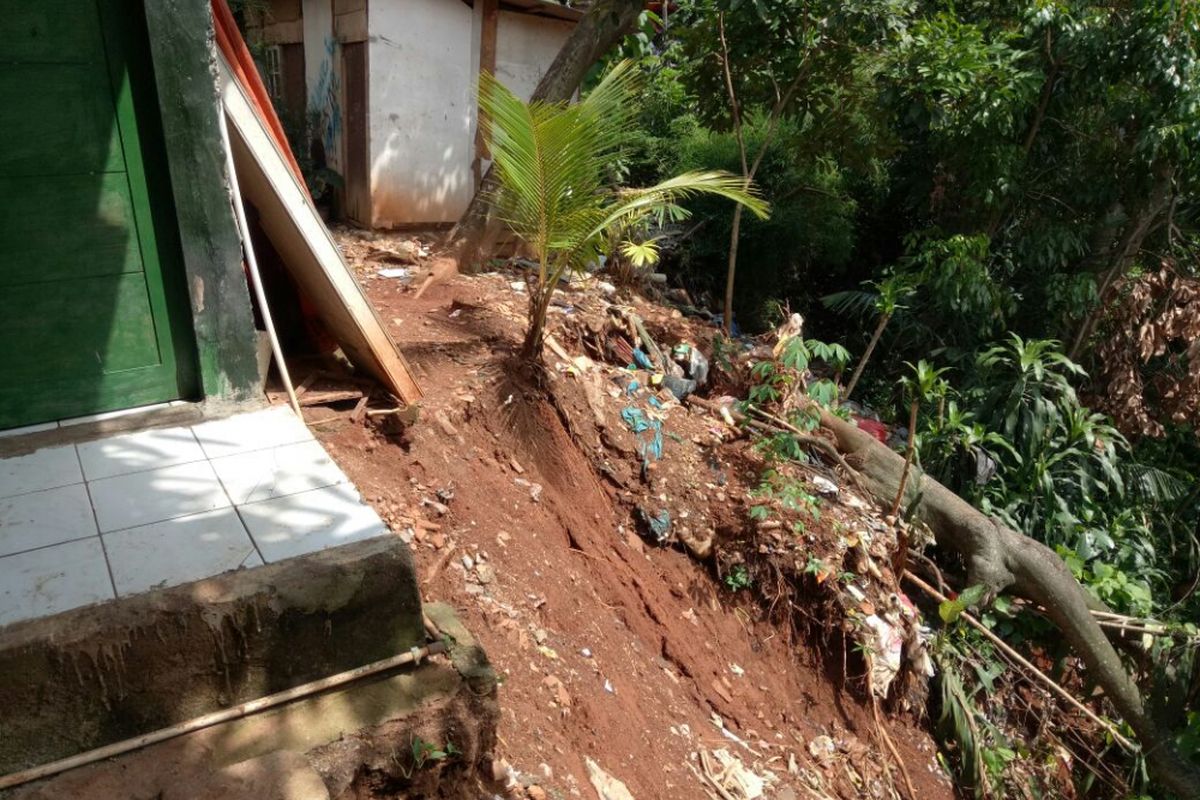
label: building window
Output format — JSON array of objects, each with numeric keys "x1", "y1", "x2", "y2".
[{"x1": 259, "y1": 45, "x2": 283, "y2": 102}]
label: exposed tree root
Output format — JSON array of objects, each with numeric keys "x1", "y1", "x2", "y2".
[{"x1": 817, "y1": 410, "x2": 1200, "y2": 799}]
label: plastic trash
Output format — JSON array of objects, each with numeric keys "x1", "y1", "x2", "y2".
[
  {"x1": 638, "y1": 507, "x2": 671, "y2": 542},
  {"x1": 662, "y1": 374, "x2": 698, "y2": 400}
]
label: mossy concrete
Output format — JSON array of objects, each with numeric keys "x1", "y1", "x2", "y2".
[
  {"x1": 142, "y1": 0, "x2": 262, "y2": 402},
  {"x1": 5, "y1": 605, "x2": 498, "y2": 800},
  {"x1": 0, "y1": 537, "x2": 426, "y2": 775}
]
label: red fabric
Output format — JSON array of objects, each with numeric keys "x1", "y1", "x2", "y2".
[{"x1": 854, "y1": 416, "x2": 890, "y2": 443}]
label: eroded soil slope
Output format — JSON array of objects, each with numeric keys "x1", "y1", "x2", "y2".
[{"x1": 307, "y1": 235, "x2": 957, "y2": 800}]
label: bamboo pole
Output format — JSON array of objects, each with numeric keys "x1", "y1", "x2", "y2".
[
  {"x1": 217, "y1": 106, "x2": 302, "y2": 418},
  {"x1": 0, "y1": 641, "x2": 446, "y2": 791},
  {"x1": 903, "y1": 572, "x2": 1136, "y2": 751}
]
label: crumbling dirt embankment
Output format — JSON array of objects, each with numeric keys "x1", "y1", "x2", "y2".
[{"x1": 310, "y1": 244, "x2": 958, "y2": 800}]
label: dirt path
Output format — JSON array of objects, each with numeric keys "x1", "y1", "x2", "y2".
[{"x1": 308, "y1": 252, "x2": 957, "y2": 800}]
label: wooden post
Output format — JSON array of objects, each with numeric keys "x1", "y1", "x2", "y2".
[{"x1": 472, "y1": 0, "x2": 499, "y2": 188}]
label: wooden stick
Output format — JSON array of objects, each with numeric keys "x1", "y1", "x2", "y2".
[
  {"x1": 544, "y1": 334, "x2": 573, "y2": 363},
  {"x1": 902, "y1": 571, "x2": 1137, "y2": 751},
  {"x1": 217, "y1": 107, "x2": 302, "y2": 419},
  {"x1": 872, "y1": 696, "x2": 916, "y2": 800},
  {"x1": 0, "y1": 641, "x2": 447, "y2": 790},
  {"x1": 698, "y1": 750, "x2": 739, "y2": 800},
  {"x1": 1010, "y1": 598, "x2": 1184, "y2": 638},
  {"x1": 732, "y1": 402, "x2": 870, "y2": 493}
]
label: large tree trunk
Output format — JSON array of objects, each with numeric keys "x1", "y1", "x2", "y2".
[
  {"x1": 446, "y1": 0, "x2": 645, "y2": 270},
  {"x1": 818, "y1": 410, "x2": 1200, "y2": 799}
]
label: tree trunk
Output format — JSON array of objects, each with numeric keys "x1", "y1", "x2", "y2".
[
  {"x1": 842, "y1": 311, "x2": 891, "y2": 401},
  {"x1": 722, "y1": 206, "x2": 744, "y2": 334},
  {"x1": 447, "y1": 0, "x2": 645, "y2": 270},
  {"x1": 818, "y1": 409, "x2": 1200, "y2": 799}
]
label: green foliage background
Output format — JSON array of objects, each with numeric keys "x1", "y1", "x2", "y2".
[{"x1": 600, "y1": 1, "x2": 1200, "y2": 795}]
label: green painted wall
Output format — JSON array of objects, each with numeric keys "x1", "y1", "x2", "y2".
[{"x1": 142, "y1": 1, "x2": 262, "y2": 402}]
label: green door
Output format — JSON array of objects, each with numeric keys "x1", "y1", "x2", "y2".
[{"x1": 0, "y1": 0, "x2": 197, "y2": 429}]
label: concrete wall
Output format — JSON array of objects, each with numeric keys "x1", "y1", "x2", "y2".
[
  {"x1": 367, "y1": 0, "x2": 476, "y2": 226},
  {"x1": 368, "y1": 1, "x2": 573, "y2": 226},
  {"x1": 245, "y1": 0, "x2": 303, "y2": 44},
  {"x1": 0, "y1": 538, "x2": 426, "y2": 773},
  {"x1": 494, "y1": 11, "x2": 572, "y2": 100},
  {"x1": 143, "y1": 1, "x2": 262, "y2": 403}
]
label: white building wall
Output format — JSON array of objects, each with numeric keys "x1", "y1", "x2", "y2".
[
  {"x1": 494, "y1": 11, "x2": 572, "y2": 99},
  {"x1": 368, "y1": 0, "x2": 574, "y2": 226},
  {"x1": 368, "y1": 0, "x2": 475, "y2": 226}
]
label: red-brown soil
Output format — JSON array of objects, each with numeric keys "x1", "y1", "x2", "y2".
[{"x1": 306, "y1": 234, "x2": 959, "y2": 800}]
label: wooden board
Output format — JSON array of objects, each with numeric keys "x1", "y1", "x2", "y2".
[{"x1": 217, "y1": 54, "x2": 424, "y2": 406}]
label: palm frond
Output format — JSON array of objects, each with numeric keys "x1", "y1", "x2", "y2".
[
  {"x1": 1125, "y1": 462, "x2": 1193, "y2": 503},
  {"x1": 822, "y1": 289, "x2": 881, "y2": 320},
  {"x1": 591, "y1": 170, "x2": 769, "y2": 238}
]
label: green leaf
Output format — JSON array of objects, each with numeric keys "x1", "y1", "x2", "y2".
[{"x1": 939, "y1": 584, "x2": 988, "y2": 623}]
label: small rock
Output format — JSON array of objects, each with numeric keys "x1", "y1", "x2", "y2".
[
  {"x1": 534, "y1": 628, "x2": 548, "y2": 644},
  {"x1": 543, "y1": 675, "x2": 572, "y2": 708},
  {"x1": 422, "y1": 498, "x2": 450, "y2": 516},
  {"x1": 461, "y1": 554, "x2": 475, "y2": 571},
  {"x1": 476, "y1": 563, "x2": 496, "y2": 584},
  {"x1": 526, "y1": 786, "x2": 547, "y2": 800},
  {"x1": 808, "y1": 734, "x2": 836, "y2": 765},
  {"x1": 811, "y1": 475, "x2": 839, "y2": 497},
  {"x1": 434, "y1": 410, "x2": 458, "y2": 436},
  {"x1": 580, "y1": 648, "x2": 593, "y2": 658}
]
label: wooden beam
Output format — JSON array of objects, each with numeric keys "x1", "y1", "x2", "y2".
[{"x1": 472, "y1": 0, "x2": 499, "y2": 188}]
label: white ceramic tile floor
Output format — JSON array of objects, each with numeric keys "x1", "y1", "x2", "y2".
[
  {"x1": 0, "y1": 538, "x2": 114, "y2": 627},
  {"x1": 77, "y1": 426, "x2": 207, "y2": 481},
  {"x1": 104, "y1": 508, "x2": 263, "y2": 596},
  {"x1": 212, "y1": 440, "x2": 349, "y2": 505},
  {"x1": 89, "y1": 460, "x2": 232, "y2": 533},
  {"x1": 0, "y1": 484, "x2": 97, "y2": 558},
  {"x1": 0, "y1": 406, "x2": 390, "y2": 627},
  {"x1": 192, "y1": 407, "x2": 313, "y2": 459},
  {"x1": 0, "y1": 446, "x2": 83, "y2": 497},
  {"x1": 238, "y1": 483, "x2": 389, "y2": 563}
]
